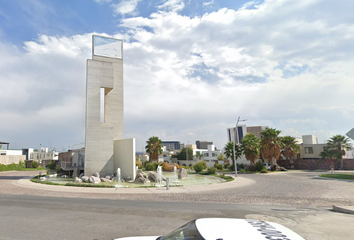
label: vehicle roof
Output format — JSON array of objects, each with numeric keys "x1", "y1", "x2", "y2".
[{"x1": 195, "y1": 218, "x2": 305, "y2": 240}]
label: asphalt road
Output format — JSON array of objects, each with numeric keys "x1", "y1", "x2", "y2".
[{"x1": 0, "y1": 170, "x2": 353, "y2": 240}]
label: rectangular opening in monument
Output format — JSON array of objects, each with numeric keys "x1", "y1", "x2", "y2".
[{"x1": 100, "y1": 87, "x2": 105, "y2": 123}]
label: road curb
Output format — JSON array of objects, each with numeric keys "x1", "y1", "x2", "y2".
[{"x1": 332, "y1": 205, "x2": 354, "y2": 214}]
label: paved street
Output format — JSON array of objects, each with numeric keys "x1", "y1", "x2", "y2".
[{"x1": 0, "y1": 170, "x2": 353, "y2": 240}]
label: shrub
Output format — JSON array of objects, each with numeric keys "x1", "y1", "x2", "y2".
[
  {"x1": 229, "y1": 164, "x2": 235, "y2": 171},
  {"x1": 145, "y1": 162, "x2": 158, "y2": 171},
  {"x1": 224, "y1": 163, "x2": 230, "y2": 169},
  {"x1": 31, "y1": 161, "x2": 40, "y2": 168},
  {"x1": 255, "y1": 161, "x2": 264, "y2": 172},
  {"x1": 47, "y1": 161, "x2": 56, "y2": 170},
  {"x1": 136, "y1": 159, "x2": 142, "y2": 169},
  {"x1": 247, "y1": 165, "x2": 256, "y2": 171},
  {"x1": 161, "y1": 162, "x2": 179, "y2": 171},
  {"x1": 193, "y1": 161, "x2": 207, "y2": 173},
  {"x1": 56, "y1": 165, "x2": 61, "y2": 173},
  {"x1": 18, "y1": 160, "x2": 26, "y2": 169},
  {"x1": 237, "y1": 163, "x2": 246, "y2": 170},
  {"x1": 214, "y1": 163, "x2": 223, "y2": 170},
  {"x1": 207, "y1": 167, "x2": 217, "y2": 174},
  {"x1": 260, "y1": 168, "x2": 268, "y2": 173}
]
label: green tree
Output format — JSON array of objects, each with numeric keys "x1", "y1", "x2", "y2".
[
  {"x1": 281, "y1": 136, "x2": 300, "y2": 168},
  {"x1": 322, "y1": 134, "x2": 353, "y2": 169},
  {"x1": 241, "y1": 133, "x2": 260, "y2": 166},
  {"x1": 145, "y1": 136, "x2": 163, "y2": 162},
  {"x1": 175, "y1": 147, "x2": 193, "y2": 161},
  {"x1": 195, "y1": 151, "x2": 202, "y2": 160},
  {"x1": 224, "y1": 141, "x2": 243, "y2": 167},
  {"x1": 260, "y1": 128, "x2": 282, "y2": 168},
  {"x1": 217, "y1": 153, "x2": 224, "y2": 161}
]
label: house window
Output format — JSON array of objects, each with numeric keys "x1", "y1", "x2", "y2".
[
  {"x1": 305, "y1": 147, "x2": 313, "y2": 154},
  {"x1": 212, "y1": 153, "x2": 217, "y2": 157},
  {"x1": 204, "y1": 153, "x2": 209, "y2": 157}
]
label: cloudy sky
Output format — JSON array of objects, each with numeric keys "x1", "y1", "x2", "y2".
[{"x1": 1, "y1": 0, "x2": 354, "y2": 152}]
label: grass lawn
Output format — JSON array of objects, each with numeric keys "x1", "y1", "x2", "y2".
[{"x1": 319, "y1": 173, "x2": 354, "y2": 180}]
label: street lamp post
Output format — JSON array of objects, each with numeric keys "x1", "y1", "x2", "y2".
[{"x1": 233, "y1": 116, "x2": 247, "y2": 177}]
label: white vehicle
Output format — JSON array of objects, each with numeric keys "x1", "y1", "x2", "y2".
[{"x1": 114, "y1": 218, "x2": 305, "y2": 240}]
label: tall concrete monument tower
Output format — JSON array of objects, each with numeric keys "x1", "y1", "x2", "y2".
[{"x1": 85, "y1": 35, "x2": 135, "y2": 179}]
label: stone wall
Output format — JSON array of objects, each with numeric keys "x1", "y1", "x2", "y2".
[
  {"x1": 0, "y1": 155, "x2": 26, "y2": 165},
  {"x1": 278, "y1": 159, "x2": 354, "y2": 170}
]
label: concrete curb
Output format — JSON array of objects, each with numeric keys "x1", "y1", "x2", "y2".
[
  {"x1": 13, "y1": 175, "x2": 256, "y2": 194},
  {"x1": 332, "y1": 205, "x2": 354, "y2": 215}
]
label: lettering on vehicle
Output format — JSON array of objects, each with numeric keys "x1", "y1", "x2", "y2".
[{"x1": 246, "y1": 220, "x2": 291, "y2": 240}]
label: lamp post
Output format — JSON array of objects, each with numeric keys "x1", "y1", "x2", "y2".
[{"x1": 233, "y1": 116, "x2": 247, "y2": 177}]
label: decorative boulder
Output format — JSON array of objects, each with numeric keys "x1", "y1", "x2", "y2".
[
  {"x1": 280, "y1": 167, "x2": 287, "y2": 171},
  {"x1": 92, "y1": 172, "x2": 100, "y2": 178},
  {"x1": 105, "y1": 175, "x2": 112, "y2": 180},
  {"x1": 61, "y1": 175, "x2": 67, "y2": 178},
  {"x1": 101, "y1": 177, "x2": 112, "y2": 182},
  {"x1": 137, "y1": 169, "x2": 147, "y2": 178},
  {"x1": 134, "y1": 176, "x2": 149, "y2": 183},
  {"x1": 81, "y1": 176, "x2": 89, "y2": 182},
  {"x1": 89, "y1": 176, "x2": 101, "y2": 184},
  {"x1": 40, "y1": 177, "x2": 46, "y2": 181},
  {"x1": 178, "y1": 168, "x2": 188, "y2": 179},
  {"x1": 75, "y1": 177, "x2": 82, "y2": 183},
  {"x1": 148, "y1": 172, "x2": 158, "y2": 182},
  {"x1": 79, "y1": 173, "x2": 84, "y2": 178}
]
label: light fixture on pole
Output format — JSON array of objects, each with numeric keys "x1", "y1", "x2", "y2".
[{"x1": 233, "y1": 116, "x2": 247, "y2": 177}]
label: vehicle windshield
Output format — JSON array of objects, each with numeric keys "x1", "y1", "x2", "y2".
[{"x1": 160, "y1": 220, "x2": 205, "y2": 240}]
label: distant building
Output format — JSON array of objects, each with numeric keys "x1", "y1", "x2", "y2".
[
  {"x1": 162, "y1": 141, "x2": 184, "y2": 151},
  {"x1": 30, "y1": 147, "x2": 59, "y2": 166},
  {"x1": 0, "y1": 142, "x2": 27, "y2": 165},
  {"x1": 200, "y1": 145, "x2": 222, "y2": 167},
  {"x1": 196, "y1": 140, "x2": 213, "y2": 149},
  {"x1": 58, "y1": 148, "x2": 85, "y2": 171},
  {"x1": 227, "y1": 125, "x2": 267, "y2": 143}
]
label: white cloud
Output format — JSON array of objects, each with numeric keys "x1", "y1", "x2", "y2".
[
  {"x1": 2, "y1": 0, "x2": 354, "y2": 151},
  {"x1": 111, "y1": 0, "x2": 141, "y2": 15},
  {"x1": 203, "y1": 1, "x2": 214, "y2": 7},
  {"x1": 157, "y1": 0, "x2": 185, "y2": 13}
]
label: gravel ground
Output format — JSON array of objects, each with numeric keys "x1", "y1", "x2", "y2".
[{"x1": 1, "y1": 170, "x2": 353, "y2": 207}]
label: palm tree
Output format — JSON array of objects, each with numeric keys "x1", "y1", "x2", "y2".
[
  {"x1": 281, "y1": 136, "x2": 300, "y2": 168},
  {"x1": 145, "y1": 136, "x2": 163, "y2": 162},
  {"x1": 325, "y1": 134, "x2": 353, "y2": 169},
  {"x1": 241, "y1": 133, "x2": 260, "y2": 165},
  {"x1": 260, "y1": 128, "x2": 282, "y2": 169},
  {"x1": 224, "y1": 141, "x2": 242, "y2": 167},
  {"x1": 195, "y1": 151, "x2": 202, "y2": 160}
]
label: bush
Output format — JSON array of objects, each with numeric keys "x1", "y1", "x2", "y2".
[
  {"x1": 18, "y1": 160, "x2": 26, "y2": 169},
  {"x1": 56, "y1": 165, "x2": 62, "y2": 173},
  {"x1": 255, "y1": 161, "x2": 264, "y2": 172},
  {"x1": 193, "y1": 161, "x2": 207, "y2": 173},
  {"x1": 207, "y1": 167, "x2": 217, "y2": 174},
  {"x1": 237, "y1": 163, "x2": 246, "y2": 170},
  {"x1": 260, "y1": 168, "x2": 268, "y2": 173},
  {"x1": 214, "y1": 163, "x2": 223, "y2": 170},
  {"x1": 136, "y1": 159, "x2": 142, "y2": 169},
  {"x1": 224, "y1": 163, "x2": 230, "y2": 169},
  {"x1": 145, "y1": 162, "x2": 157, "y2": 171},
  {"x1": 229, "y1": 164, "x2": 235, "y2": 171},
  {"x1": 161, "y1": 162, "x2": 179, "y2": 171},
  {"x1": 247, "y1": 165, "x2": 256, "y2": 171},
  {"x1": 47, "y1": 161, "x2": 56, "y2": 170},
  {"x1": 31, "y1": 161, "x2": 40, "y2": 168}
]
